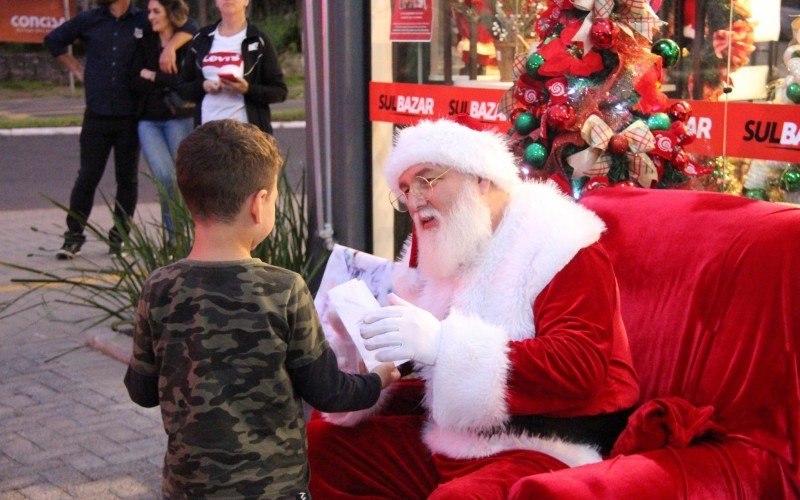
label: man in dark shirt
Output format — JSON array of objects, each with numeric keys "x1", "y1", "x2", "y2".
[{"x1": 44, "y1": 0, "x2": 196, "y2": 259}]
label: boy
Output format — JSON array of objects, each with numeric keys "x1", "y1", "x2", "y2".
[{"x1": 124, "y1": 119, "x2": 399, "y2": 499}]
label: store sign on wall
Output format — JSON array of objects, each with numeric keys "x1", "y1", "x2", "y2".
[
  {"x1": 370, "y1": 81, "x2": 800, "y2": 163},
  {"x1": 0, "y1": 0, "x2": 76, "y2": 43},
  {"x1": 389, "y1": 0, "x2": 433, "y2": 42}
]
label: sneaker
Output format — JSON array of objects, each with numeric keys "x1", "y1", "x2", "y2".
[{"x1": 56, "y1": 239, "x2": 84, "y2": 260}]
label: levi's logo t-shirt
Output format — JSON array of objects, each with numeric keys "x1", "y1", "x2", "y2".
[{"x1": 200, "y1": 27, "x2": 248, "y2": 124}]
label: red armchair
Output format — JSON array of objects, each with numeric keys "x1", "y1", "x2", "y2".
[
  {"x1": 308, "y1": 188, "x2": 800, "y2": 498},
  {"x1": 509, "y1": 188, "x2": 800, "y2": 498}
]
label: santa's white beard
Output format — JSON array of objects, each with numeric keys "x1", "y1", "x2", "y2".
[{"x1": 415, "y1": 186, "x2": 493, "y2": 280}]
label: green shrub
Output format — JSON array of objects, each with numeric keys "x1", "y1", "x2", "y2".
[{"x1": 252, "y1": 11, "x2": 302, "y2": 54}]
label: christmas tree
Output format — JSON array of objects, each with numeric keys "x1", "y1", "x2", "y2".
[{"x1": 501, "y1": 0, "x2": 712, "y2": 197}]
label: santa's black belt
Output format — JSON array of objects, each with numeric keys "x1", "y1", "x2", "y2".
[{"x1": 484, "y1": 408, "x2": 635, "y2": 457}]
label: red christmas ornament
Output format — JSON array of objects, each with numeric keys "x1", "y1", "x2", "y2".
[
  {"x1": 546, "y1": 77, "x2": 569, "y2": 104},
  {"x1": 672, "y1": 150, "x2": 689, "y2": 170},
  {"x1": 668, "y1": 101, "x2": 693, "y2": 122},
  {"x1": 589, "y1": 19, "x2": 620, "y2": 50},
  {"x1": 669, "y1": 121, "x2": 688, "y2": 143},
  {"x1": 584, "y1": 175, "x2": 610, "y2": 192},
  {"x1": 608, "y1": 135, "x2": 629, "y2": 155},
  {"x1": 514, "y1": 75, "x2": 546, "y2": 107},
  {"x1": 545, "y1": 103, "x2": 575, "y2": 132},
  {"x1": 613, "y1": 179, "x2": 638, "y2": 188}
]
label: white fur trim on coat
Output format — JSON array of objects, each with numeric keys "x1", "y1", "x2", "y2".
[
  {"x1": 384, "y1": 119, "x2": 522, "y2": 193},
  {"x1": 423, "y1": 310, "x2": 510, "y2": 430},
  {"x1": 396, "y1": 181, "x2": 606, "y2": 342},
  {"x1": 422, "y1": 421, "x2": 602, "y2": 467}
]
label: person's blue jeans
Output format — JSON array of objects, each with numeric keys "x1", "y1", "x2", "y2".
[{"x1": 137, "y1": 118, "x2": 193, "y2": 240}]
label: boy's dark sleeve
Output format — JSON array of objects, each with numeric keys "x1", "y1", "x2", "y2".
[
  {"x1": 289, "y1": 348, "x2": 381, "y2": 412},
  {"x1": 125, "y1": 288, "x2": 160, "y2": 408},
  {"x1": 124, "y1": 367, "x2": 159, "y2": 408},
  {"x1": 284, "y1": 274, "x2": 381, "y2": 412}
]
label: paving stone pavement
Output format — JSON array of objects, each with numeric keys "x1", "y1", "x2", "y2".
[{"x1": 0, "y1": 204, "x2": 167, "y2": 499}]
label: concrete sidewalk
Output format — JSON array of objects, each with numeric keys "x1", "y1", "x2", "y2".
[{"x1": 0, "y1": 204, "x2": 165, "y2": 498}]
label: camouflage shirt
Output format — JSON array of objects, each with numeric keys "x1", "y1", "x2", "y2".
[{"x1": 129, "y1": 259, "x2": 330, "y2": 499}]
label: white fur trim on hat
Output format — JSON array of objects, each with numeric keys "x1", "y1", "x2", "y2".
[{"x1": 385, "y1": 119, "x2": 522, "y2": 193}]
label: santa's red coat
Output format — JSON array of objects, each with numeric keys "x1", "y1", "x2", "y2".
[{"x1": 309, "y1": 182, "x2": 640, "y2": 497}]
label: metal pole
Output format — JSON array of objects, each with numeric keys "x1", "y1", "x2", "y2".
[
  {"x1": 303, "y1": 0, "x2": 330, "y2": 245},
  {"x1": 320, "y1": 0, "x2": 334, "y2": 247},
  {"x1": 443, "y1": 1, "x2": 452, "y2": 85},
  {"x1": 417, "y1": 43, "x2": 423, "y2": 82}
]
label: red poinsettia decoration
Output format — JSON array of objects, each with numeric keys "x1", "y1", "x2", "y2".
[
  {"x1": 634, "y1": 59, "x2": 667, "y2": 113},
  {"x1": 538, "y1": 18, "x2": 604, "y2": 77}
]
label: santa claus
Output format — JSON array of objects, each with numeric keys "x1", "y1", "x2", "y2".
[{"x1": 307, "y1": 117, "x2": 640, "y2": 498}]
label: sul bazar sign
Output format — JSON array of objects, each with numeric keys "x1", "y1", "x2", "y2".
[
  {"x1": 369, "y1": 81, "x2": 800, "y2": 163},
  {"x1": 0, "y1": 0, "x2": 76, "y2": 43}
]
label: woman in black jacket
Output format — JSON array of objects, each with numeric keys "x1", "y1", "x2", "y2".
[
  {"x1": 130, "y1": 0, "x2": 195, "y2": 241},
  {"x1": 177, "y1": 0, "x2": 287, "y2": 134}
]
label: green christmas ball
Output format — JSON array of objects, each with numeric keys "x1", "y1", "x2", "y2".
[
  {"x1": 742, "y1": 187, "x2": 769, "y2": 200},
  {"x1": 514, "y1": 112, "x2": 539, "y2": 135},
  {"x1": 647, "y1": 112, "x2": 672, "y2": 131},
  {"x1": 524, "y1": 142, "x2": 548, "y2": 168},
  {"x1": 780, "y1": 168, "x2": 800, "y2": 192},
  {"x1": 526, "y1": 53, "x2": 545, "y2": 78},
  {"x1": 786, "y1": 83, "x2": 800, "y2": 104},
  {"x1": 651, "y1": 39, "x2": 681, "y2": 67},
  {"x1": 793, "y1": 50, "x2": 800, "y2": 59}
]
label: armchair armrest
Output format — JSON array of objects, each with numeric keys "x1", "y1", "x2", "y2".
[{"x1": 509, "y1": 439, "x2": 790, "y2": 499}]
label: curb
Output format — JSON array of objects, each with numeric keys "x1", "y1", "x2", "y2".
[
  {"x1": 85, "y1": 329, "x2": 132, "y2": 365},
  {"x1": 0, "y1": 126, "x2": 82, "y2": 136},
  {"x1": 0, "y1": 121, "x2": 305, "y2": 137}
]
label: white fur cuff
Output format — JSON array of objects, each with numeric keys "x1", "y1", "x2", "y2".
[{"x1": 426, "y1": 310, "x2": 510, "y2": 430}]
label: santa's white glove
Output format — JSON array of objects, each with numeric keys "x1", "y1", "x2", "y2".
[{"x1": 360, "y1": 293, "x2": 442, "y2": 365}]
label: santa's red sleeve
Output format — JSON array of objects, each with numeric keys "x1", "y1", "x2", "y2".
[
  {"x1": 506, "y1": 242, "x2": 640, "y2": 417},
  {"x1": 423, "y1": 242, "x2": 639, "y2": 432}
]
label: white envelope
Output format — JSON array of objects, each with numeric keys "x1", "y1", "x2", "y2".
[{"x1": 326, "y1": 278, "x2": 409, "y2": 371}]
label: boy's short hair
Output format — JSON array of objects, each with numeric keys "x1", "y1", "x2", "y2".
[{"x1": 177, "y1": 120, "x2": 282, "y2": 222}]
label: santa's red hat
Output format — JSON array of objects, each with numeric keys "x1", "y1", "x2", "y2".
[{"x1": 384, "y1": 116, "x2": 521, "y2": 193}]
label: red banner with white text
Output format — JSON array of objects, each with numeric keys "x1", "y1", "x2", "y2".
[
  {"x1": 369, "y1": 81, "x2": 800, "y2": 163},
  {"x1": 0, "y1": 0, "x2": 75, "y2": 43}
]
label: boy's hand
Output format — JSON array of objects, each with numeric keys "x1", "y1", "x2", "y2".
[{"x1": 371, "y1": 362, "x2": 400, "y2": 390}]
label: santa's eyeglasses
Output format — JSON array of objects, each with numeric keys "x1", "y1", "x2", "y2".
[{"x1": 389, "y1": 168, "x2": 451, "y2": 213}]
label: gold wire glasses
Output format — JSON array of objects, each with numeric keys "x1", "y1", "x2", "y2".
[{"x1": 389, "y1": 168, "x2": 451, "y2": 213}]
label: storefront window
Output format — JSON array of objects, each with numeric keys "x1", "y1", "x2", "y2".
[{"x1": 371, "y1": 0, "x2": 799, "y2": 253}]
